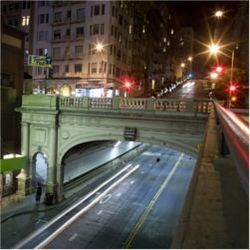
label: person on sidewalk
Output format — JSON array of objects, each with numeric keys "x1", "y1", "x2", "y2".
[{"x1": 35, "y1": 183, "x2": 42, "y2": 203}]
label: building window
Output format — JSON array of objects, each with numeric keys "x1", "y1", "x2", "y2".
[
  {"x1": 101, "y1": 4, "x2": 105, "y2": 15},
  {"x1": 171, "y1": 28, "x2": 174, "y2": 35},
  {"x1": 75, "y1": 45, "x2": 83, "y2": 56},
  {"x1": 112, "y1": 6, "x2": 115, "y2": 16},
  {"x1": 54, "y1": 30, "x2": 61, "y2": 40},
  {"x1": 38, "y1": 48, "x2": 44, "y2": 56},
  {"x1": 65, "y1": 28, "x2": 71, "y2": 37},
  {"x1": 129, "y1": 25, "x2": 132, "y2": 34},
  {"x1": 14, "y1": 19, "x2": 19, "y2": 27},
  {"x1": 39, "y1": 14, "x2": 45, "y2": 24},
  {"x1": 101, "y1": 24, "x2": 104, "y2": 35},
  {"x1": 53, "y1": 47, "x2": 61, "y2": 57},
  {"x1": 91, "y1": 63, "x2": 97, "y2": 73},
  {"x1": 46, "y1": 13, "x2": 49, "y2": 23},
  {"x1": 93, "y1": 24, "x2": 99, "y2": 35},
  {"x1": 65, "y1": 65, "x2": 69, "y2": 73},
  {"x1": 38, "y1": 31, "x2": 48, "y2": 41},
  {"x1": 119, "y1": 15, "x2": 123, "y2": 25},
  {"x1": 38, "y1": 1, "x2": 45, "y2": 7},
  {"x1": 90, "y1": 6, "x2": 93, "y2": 17},
  {"x1": 54, "y1": 12, "x2": 62, "y2": 22},
  {"x1": 89, "y1": 25, "x2": 92, "y2": 36},
  {"x1": 94, "y1": 5, "x2": 100, "y2": 16},
  {"x1": 9, "y1": 4, "x2": 13, "y2": 11},
  {"x1": 99, "y1": 61, "x2": 106, "y2": 73},
  {"x1": 75, "y1": 64, "x2": 82, "y2": 73},
  {"x1": 110, "y1": 45, "x2": 113, "y2": 55},
  {"x1": 15, "y1": 3, "x2": 19, "y2": 11},
  {"x1": 53, "y1": 65, "x2": 59, "y2": 74},
  {"x1": 76, "y1": 8, "x2": 85, "y2": 20},
  {"x1": 111, "y1": 25, "x2": 114, "y2": 36},
  {"x1": 76, "y1": 27, "x2": 84, "y2": 37},
  {"x1": 22, "y1": 16, "x2": 30, "y2": 26},
  {"x1": 64, "y1": 47, "x2": 70, "y2": 56},
  {"x1": 67, "y1": 10, "x2": 71, "y2": 19}
]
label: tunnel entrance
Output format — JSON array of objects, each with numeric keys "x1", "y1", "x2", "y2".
[{"x1": 33, "y1": 152, "x2": 48, "y2": 185}]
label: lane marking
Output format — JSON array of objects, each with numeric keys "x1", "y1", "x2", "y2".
[
  {"x1": 116, "y1": 192, "x2": 122, "y2": 197},
  {"x1": 123, "y1": 153, "x2": 184, "y2": 249},
  {"x1": 34, "y1": 164, "x2": 140, "y2": 249},
  {"x1": 141, "y1": 171, "x2": 144, "y2": 174},
  {"x1": 130, "y1": 180, "x2": 135, "y2": 184},
  {"x1": 15, "y1": 163, "x2": 133, "y2": 249},
  {"x1": 68, "y1": 233, "x2": 78, "y2": 241},
  {"x1": 99, "y1": 194, "x2": 112, "y2": 204},
  {"x1": 97, "y1": 210, "x2": 103, "y2": 215}
]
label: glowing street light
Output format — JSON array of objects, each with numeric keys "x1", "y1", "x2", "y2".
[
  {"x1": 215, "y1": 10, "x2": 223, "y2": 18},
  {"x1": 96, "y1": 43, "x2": 104, "y2": 52},
  {"x1": 181, "y1": 63, "x2": 185, "y2": 68},
  {"x1": 210, "y1": 72, "x2": 218, "y2": 79},
  {"x1": 188, "y1": 56, "x2": 193, "y2": 62},
  {"x1": 209, "y1": 44, "x2": 220, "y2": 54}
]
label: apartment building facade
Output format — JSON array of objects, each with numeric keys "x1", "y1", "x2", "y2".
[{"x1": 31, "y1": 1, "x2": 135, "y2": 97}]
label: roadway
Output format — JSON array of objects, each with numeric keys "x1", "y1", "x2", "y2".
[
  {"x1": 163, "y1": 80, "x2": 208, "y2": 99},
  {"x1": 18, "y1": 145, "x2": 196, "y2": 249}
]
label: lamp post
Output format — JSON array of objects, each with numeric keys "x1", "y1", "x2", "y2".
[{"x1": 208, "y1": 43, "x2": 236, "y2": 108}]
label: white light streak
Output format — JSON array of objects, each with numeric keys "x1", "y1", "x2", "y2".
[{"x1": 35, "y1": 164, "x2": 140, "y2": 249}]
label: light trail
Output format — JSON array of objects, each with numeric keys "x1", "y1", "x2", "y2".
[
  {"x1": 35, "y1": 164, "x2": 140, "y2": 249},
  {"x1": 15, "y1": 163, "x2": 133, "y2": 249}
]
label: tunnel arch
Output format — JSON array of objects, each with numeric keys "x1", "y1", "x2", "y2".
[
  {"x1": 58, "y1": 132, "x2": 198, "y2": 166},
  {"x1": 31, "y1": 151, "x2": 48, "y2": 186}
]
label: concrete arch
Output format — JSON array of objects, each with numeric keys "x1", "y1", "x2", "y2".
[{"x1": 58, "y1": 132, "x2": 198, "y2": 165}]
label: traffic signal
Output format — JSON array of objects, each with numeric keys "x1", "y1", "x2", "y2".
[
  {"x1": 231, "y1": 96, "x2": 237, "y2": 102},
  {"x1": 215, "y1": 66, "x2": 224, "y2": 73},
  {"x1": 124, "y1": 81, "x2": 131, "y2": 89},
  {"x1": 229, "y1": 84, "x2": 237, "y2": 92}
]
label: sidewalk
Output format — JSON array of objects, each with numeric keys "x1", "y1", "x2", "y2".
[{"x1": 171, "y1": 108, "x2": 249, "y2": 249}]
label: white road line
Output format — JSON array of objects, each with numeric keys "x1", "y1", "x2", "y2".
[
  {"x1": 15, "y1": 163, "x2": 133, "y2": 249},
  {"x1": 116, "y1": 192, "x2": 122, "y2": 197},
  {"x1": 97, "y1": 210, "x2": 103, "y2": 215},
  {"x1": 130, "y1": 180, "x2": 135, "y2": 184},
  {"x1": 99, "y1": 194, "x2": 112, "y2": 204},
  {"x1": 123, "y1": 153, "x2": 184, "y2": 249},
  {"x1": 141, "y1": 171, "x2": 144, "y2": 174},
  {"x1": 34, "y1": 164, "x2": 140, "y2": 249},
  {"x1": 68, "y1": 233, "x2": 78, "y2": 242}
]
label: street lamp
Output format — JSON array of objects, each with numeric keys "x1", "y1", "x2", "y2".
[
  {"x1": 96, "y1": 42, "x2": 104, "y2": 52},
  {"x1": 208, "y1": 42, "x2": 236, "y2": 108},
  {"x1": 209, "y1": 43, "x2": 220, "y2": 54},
  {"x1": 188, "y1": 56, "x2": 193, "y2": 62},
  {"x1": 181, "y1": 63, "x2": 185, "y2": 68},
  {"x1": 215, "y1": 10, "x2": 223, "y2": 18}
]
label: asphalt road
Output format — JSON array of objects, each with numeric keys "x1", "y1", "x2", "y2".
[
  {"x1": 167, "y1": 80, "x2": 208, "y2": 99},
  {"x1": 22, "y1": 145, "x2": 196, "y2": 249}
]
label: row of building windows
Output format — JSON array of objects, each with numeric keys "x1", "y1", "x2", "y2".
[
  {"x1": 52, "y1": 26, "x2": 84, "y2": 40},
  {"x1": 90, "y1": 4, "x2": 105, "y2": 16},
  {"x1": 36, "y1": 62, "x2": 122, "y2": 78},
  {"x1": 54, "y1": 8, "x2": 85, "y2": 23},
  {"x1": 2, "y1": 1, "x2": 31, "y2": 12}
]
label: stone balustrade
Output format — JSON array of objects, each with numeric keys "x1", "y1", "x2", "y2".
[{"x1": 59, "y1": 97, "x2": 212, "y2": 114}]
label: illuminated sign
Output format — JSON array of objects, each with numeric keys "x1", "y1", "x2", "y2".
[{"x1": 28, "y1": 55, "x2": 52, "y2": 68}]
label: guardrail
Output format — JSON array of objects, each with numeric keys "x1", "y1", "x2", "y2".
[
  {"x1": 214, "y1": 102, "x2": 249, "y2": 194},
  {"x1": 59, "y1": 97, "x2": 212, "y2": 114}
]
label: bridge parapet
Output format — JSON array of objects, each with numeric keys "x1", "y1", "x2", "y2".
[{"x1": 58, "y1": 96, "x2": 212, "y2": 114}]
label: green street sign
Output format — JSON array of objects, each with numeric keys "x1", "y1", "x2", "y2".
[{"x1": 28, "y1": 55, "x2": 52, "y2": 68}]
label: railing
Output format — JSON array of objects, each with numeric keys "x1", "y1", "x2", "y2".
[
  {"x1": 59, "y1": 97, "x2": 212, "y2": 114},
  {"x1": 214, "y1": 102, "x2": 249, "y2": 194}
]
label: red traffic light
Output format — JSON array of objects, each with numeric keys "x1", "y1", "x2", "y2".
[
  {"x1": 215, "y1": 66, "x2": 223, "y2": 73},
  {"x1": 229, "y1": 85, "x2": 237, "y2": 92},
  {"x1": 124, "y1": 81, "x2": 131, "y2": 88}
]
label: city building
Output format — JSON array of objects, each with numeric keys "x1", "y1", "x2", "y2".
[
  {"x1": 31, "y1": 0, "x2": 136, "y2": 97},
  {"x1": 1, "y1": 22, "x2": 26, "y2": 197}
]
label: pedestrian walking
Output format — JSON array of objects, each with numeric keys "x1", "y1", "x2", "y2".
[{"x1": 36, "y1": 183, "x2": 42, "y2": 203}]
